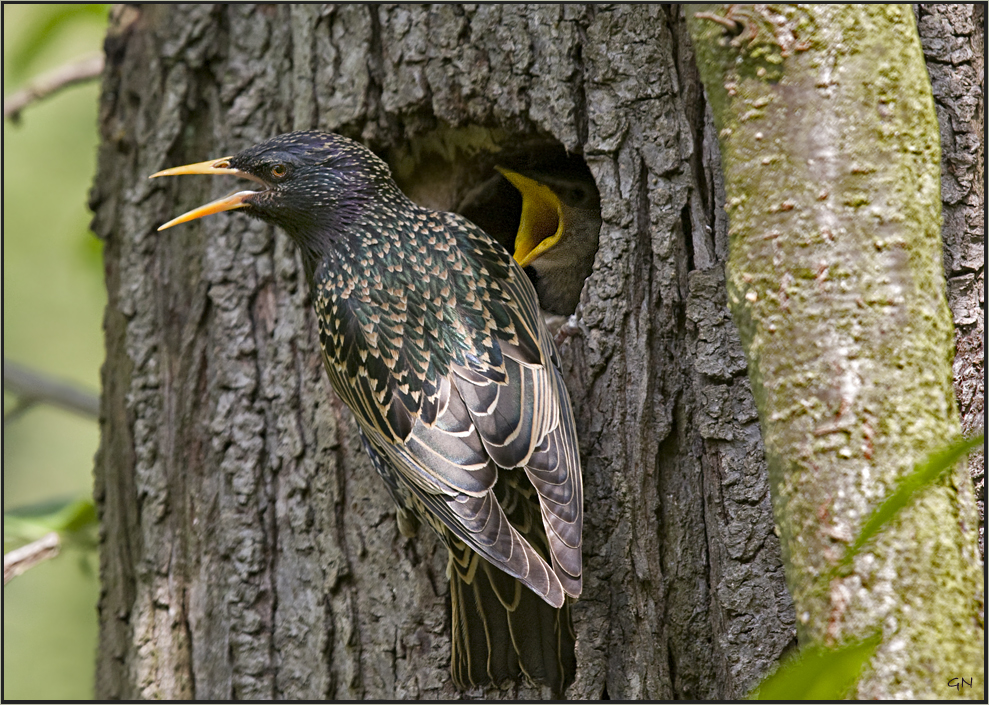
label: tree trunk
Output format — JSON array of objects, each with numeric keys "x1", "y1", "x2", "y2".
[
  {"x1": 688, "y1": 4, "x2": 983, "y2": 699},
  {"x1": 918, "y1": 4, "x2": 986, "y2": 557},
  {"x1": 89, "y1": 4, "x2": 982, "y2": 699}
]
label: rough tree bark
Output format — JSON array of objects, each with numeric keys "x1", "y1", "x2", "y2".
[
  {"x1": 918, "y1": 4, "x2": 986, "y2": 557},
  {"x1": 688, "y1": 4, "x2": 983, "y2": 699},
  {"x1": 89, "y1": 4, "x2": 983, "y2": 700}
]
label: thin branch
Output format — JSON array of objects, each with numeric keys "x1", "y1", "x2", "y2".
[
  {"x1": 4, "y1": 532, "x2": 61, "y2": 585},
  {"x1": 4, "y1": 53, "x2": 104, "y2": 121},
  {"x1": 4, "y1": 359, "x2": 100, "y2": 422}
]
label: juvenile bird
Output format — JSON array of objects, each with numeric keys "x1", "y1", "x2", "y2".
[
  {"x1": 151, "y1": 131, "x2": 583, "y2": 694},
  {"x1": 496, "y1": 167, "x2": 601, "y2": 317}
]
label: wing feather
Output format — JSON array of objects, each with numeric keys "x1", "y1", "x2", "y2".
[{"x1": 314, "y1": 208, "x2": 582, "y2": 605}]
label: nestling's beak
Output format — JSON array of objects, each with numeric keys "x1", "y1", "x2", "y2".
[
  {"x1": 496, "y1": 167, "x2": 564, "y2": 268},
  {"x1": 150, "y1": 157, "x2": 265, "y2": 231}
]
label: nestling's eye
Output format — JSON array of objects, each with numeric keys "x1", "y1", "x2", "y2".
[{"x1": 271, "y1": 163, "x2": 288, "y2": 178}]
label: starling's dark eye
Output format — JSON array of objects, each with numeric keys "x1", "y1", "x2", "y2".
[{"x1": 271, "y1": 163, "x2": 288, "y2": 178}]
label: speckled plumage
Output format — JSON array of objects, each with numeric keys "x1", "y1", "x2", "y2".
[{"x1": 153, "y1": 131, "x2": 583, "y2": 693}]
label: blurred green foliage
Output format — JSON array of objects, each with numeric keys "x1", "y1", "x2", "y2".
[
  {"x1": 3, "y1": 3, "x2": 110, "y2": 700},
  {"x1": 749, "y1": 435, "x2": 984, "y2": 699},
  {"x1": 837, "y1": 434, "x2": 984, "y2": 572},
  {"x1": 5, "y1": 4, "x2": 109, "y2": 81},
  {"x1": 751, "y1": 633, "x2": 882, "y2": 700},
  {"x1": 4, "y1": 496, "x2": 98, "y2": 551}
]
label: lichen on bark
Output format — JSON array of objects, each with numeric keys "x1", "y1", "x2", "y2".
[{"x1": 688, "y1": 4, "x2": 983, "y2": 699}]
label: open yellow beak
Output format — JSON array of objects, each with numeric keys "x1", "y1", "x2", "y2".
[
  {"x1": 150, "y1": 157, "x2": 265, "y2": 231},
  {"x1": 496, "y1": 167, "x2": 564, "y2": 268}
]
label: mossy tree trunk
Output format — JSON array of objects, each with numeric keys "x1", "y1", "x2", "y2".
[
  {"x1": 90, "y1": 4, "x2": 982, "y2": 700},
  {"x1": 688, "y1": 4, "x2": 983, "y2": 699}
]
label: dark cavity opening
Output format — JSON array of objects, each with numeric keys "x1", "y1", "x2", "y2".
[{"x1": 388, "y1": 126, "x2": 598, "y2": 258}]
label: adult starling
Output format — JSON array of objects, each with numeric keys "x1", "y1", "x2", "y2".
[
  {"x1": 496, "y1": 167, "x2": 601, "y2": 316},
  {"x1": 151, "y1": 131, "x2": 583, "y2": 694}
]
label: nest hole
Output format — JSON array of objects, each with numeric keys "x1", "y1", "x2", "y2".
[{"x1": 388, "y1": 126, "x2": 599, "y2": 257}]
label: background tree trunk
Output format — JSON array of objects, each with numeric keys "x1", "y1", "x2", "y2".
[
  {"x1": 688, "y1": 5, "x2": 982, "y2": 698},
  {"x1": 90, "y1": 4, "x2": 983, "y2": 699}
]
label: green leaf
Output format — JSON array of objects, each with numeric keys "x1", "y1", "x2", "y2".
[
  {"x1": 750, "y1": 633, "x2": 882, "y2": 700},
  {"x1": 838, "y1": 433, "x2": 984, "y2": 571},
  {"x1": 6, "y1": 5, "x2": 110, "y2": 80},
  {"x1": 4, "y1": 496, "x2": 97, "y2": 549},
  {"x1": 78, "y1": 226, "x2": 106, "y2": 273},
  {"x1": 750, "y1": 435, "x2": 983, "y2": 700}
]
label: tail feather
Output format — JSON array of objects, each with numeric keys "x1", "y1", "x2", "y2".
[{"x1": 450, "y1": 549, "x2": 576, "y2": 695}]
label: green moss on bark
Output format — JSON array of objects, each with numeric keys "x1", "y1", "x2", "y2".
[{"x1": 688, "y1": 4, "x2": 983, "y2": 699}]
